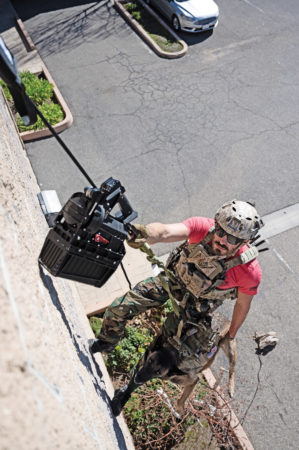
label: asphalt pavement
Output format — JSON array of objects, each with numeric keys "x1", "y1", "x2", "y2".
[{"x1": 2, "y1": 0, "x2": 299, "y2": 448}]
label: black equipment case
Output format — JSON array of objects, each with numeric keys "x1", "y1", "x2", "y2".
[{"x1": 39, "y1": 177, "x2": 137, "y2": 287}]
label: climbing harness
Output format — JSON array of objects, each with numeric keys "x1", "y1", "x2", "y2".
[{"x1": 138, "y1": 233, "x2": 268, "y2": 365}]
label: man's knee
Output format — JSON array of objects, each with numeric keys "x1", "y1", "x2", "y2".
[{"x1": 105, "y1": 294, "x2": 136, "y2": 321}]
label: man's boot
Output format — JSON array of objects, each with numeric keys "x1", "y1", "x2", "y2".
[{"x1": 88, "y1": 338, "x2": 116, "y2": 354}]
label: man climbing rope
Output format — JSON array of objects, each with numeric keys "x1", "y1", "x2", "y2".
[{"x1": 89, "y1": 200, "x2": 265, "y2": 370}]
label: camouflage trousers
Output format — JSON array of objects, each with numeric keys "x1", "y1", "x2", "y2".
[
  {"x1": 97, "y1": 276, "x2": 169, "y2": 346},
  {"x1": 97, "y1": 275, "x2": 219, "y2": 372}
]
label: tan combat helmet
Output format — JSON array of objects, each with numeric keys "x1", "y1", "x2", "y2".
[{"x1": 215, "y1": 200, "x2": 264, "y2": 240}]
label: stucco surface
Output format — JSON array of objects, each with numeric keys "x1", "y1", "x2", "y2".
[{"x1": 0, "y1": 90, "x2": 134, "y2": 450}]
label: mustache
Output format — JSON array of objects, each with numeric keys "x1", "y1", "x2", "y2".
[{"x1": 215, "y1": 240, "x2": 229, "y2": 251}]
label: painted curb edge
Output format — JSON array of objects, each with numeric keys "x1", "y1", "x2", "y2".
[
  {"x1": 15, "y1": 17, "x2": 36, "y2": 51},
  {"x1": 202, "y1": 368, "x2": 255, "y2": 450},
  {"x1": 114, "y1": 0, "x2": 188, "y2": 59}
]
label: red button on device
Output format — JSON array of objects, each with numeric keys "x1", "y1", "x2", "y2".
[{"x1": 94, "y1": 234, "x2": 109, "y2": 244}]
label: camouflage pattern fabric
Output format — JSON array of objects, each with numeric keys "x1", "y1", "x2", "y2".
[
  {"x1": 161, "y1": 312, "x2": 220, "y2": 372},
  {"x1": 97, "y1": 275, "x2": 220, "y2": 373},
  {"x1": 97, "y1": 276, "x2": 169, "y2": 345}
]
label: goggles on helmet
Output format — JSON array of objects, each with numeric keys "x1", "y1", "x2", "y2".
[{"x1": 215, "y1": 222, "x2": 244, "y2": 245}]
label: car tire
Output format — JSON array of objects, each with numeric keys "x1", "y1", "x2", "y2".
[{"x1": 172, "y1": 15, "x2": 181, "y2": 32}]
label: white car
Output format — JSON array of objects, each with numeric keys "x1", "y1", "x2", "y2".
[{"x1": 145, "y1": 0, "x2": 219, "y2": 33}]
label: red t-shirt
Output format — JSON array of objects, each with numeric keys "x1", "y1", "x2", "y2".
[{"x1": 183, "y1": 217, "x2": 262, "y2": 295}]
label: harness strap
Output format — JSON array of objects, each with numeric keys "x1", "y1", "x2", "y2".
[
  {"x1": 139, "y1": 243, "x2": 182, "y2": 317},
  {"x1": 188, "y1": 227, "x2": 259, "y2": 272},
  {"x1": 225, "y1": 244, "x2": 258, "y2": 270},
  {"x1": 176, "y1": 320, "x2": 184, "y2": 339},
  {"x1": 138, "y1": 241, "x2": 259, "y2": 359},
  {"x1": 201, "y1": 226, "x2": 215, "y2": 245},
  {"x1": 168, "y1": 320, "x2": 217, "y2": 356}
]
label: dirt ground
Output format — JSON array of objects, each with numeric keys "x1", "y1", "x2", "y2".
[{"x1": 0, "y1": 90, "x2": 134, "y2": 450}]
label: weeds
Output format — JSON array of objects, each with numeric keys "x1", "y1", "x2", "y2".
[
  {"x1": 106, "y1": 326, "x2": 153, "y2": 372},
  {"x1": 124, "y1": 1, "x2": 183, "y2": 53},
  {"x1": 89, "y1": 303, "x2": 239, "y2": 449}
]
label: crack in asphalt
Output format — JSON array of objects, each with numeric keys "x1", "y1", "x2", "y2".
[
  {"x1": 76, "y1": 46, "x2": 297, "y2": 212},
  {"x1": 19, "y1": 1, "x2": 299, "y2": 218}
]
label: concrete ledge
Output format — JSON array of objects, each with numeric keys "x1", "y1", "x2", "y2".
[
  {"x1": 114, "y1": 0, "x2": 188, "y2": 59},
  {"x1": 20, "y1": 63, "x2": 73, "y2": 142},
  {"x1": 202, "y1": 368, "x2": 254, "y2": 450},
  {"x1": 78, "y1": 243, "x2": 154, "y2": 316}
]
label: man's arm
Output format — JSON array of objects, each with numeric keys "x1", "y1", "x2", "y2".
[
  {"x1": 228, "y1": 292, "x2": 254, "y2": 338},
  {"x1": 146, "y1": 222, "x2": 190, "y2": 245}
]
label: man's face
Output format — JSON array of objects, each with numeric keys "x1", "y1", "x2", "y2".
[{"x1": 211, "y1": 231, "x2": 245, "y2": 256}]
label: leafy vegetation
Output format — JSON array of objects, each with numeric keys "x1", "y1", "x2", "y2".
[
  {"x1": 0, "y1": 71, "x2": 64, "y2": 132},
  {"x1": 89, "y1": 304, "x2": 234, "y2": 449},
  {"x1": 0, "y1": 79, "x2": 12, "y2": 101},
  {"x1": 106, "y1": 326, "x2": 153, "y2": 372},
  {"x1": 124, "y1": 2, "x2": 183, "y2": 53},
  {"x1": 89, "y1": 316, "x2": 103, "y2": 337},
  {"x1": 90, "y1": 298, "x2": 240, "y2": 448}
]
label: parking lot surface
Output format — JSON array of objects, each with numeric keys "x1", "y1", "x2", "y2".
[{"x1": 10, "y1": 1, "x2": 299, "y2": 448}]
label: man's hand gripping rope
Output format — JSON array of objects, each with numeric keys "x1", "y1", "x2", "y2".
[
  {"x1": 126, "y1": 224, "x2": 181, "y2": 317},
  {"x1": 126, "y1": 224, "x2": 149, "y2": 249}
]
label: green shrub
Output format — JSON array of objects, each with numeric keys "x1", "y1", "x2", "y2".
[
  {"x1": 132, "y1": 10, "x2": 141, "y2": 21},
  {"x1": 125, "y1": 2, "x2": 138, "y2": 13},
  {"x1": 0, "y1": 70, "x2": 64, "y2": 131},
  {"x1": 17, "y1": 102, "x2": 64, "y2": 132},
  {"x1": 124, "y1": 379, "x2": 198, "y2": 448},
  {"x1": 124, "y1": 1, "x2": 183, "y2": 53},
  {"x1": 88, "y1": 308, "x2": 216, "y2": 449},
  {"x1": 88, "y1": 315, "x2": 153, "y2": 373},
  {"x1": 19, "y1": 71, "x2": 54, "y2": 104},
  {"x1": 0, "y1": 79, "x2": 12, "y2": 100},
  {"x1": 106, "y1": 326, "x2": 153, "y2": 373}
]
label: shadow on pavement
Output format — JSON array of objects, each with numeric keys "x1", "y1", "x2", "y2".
[
  {"x1": 11, "y1": 0, "x2": 104, "y2": 20},
  {"x1": 11, "y1": 0, "x2": 124, "y2": 57},
  {"x1": 179, "y1": 29, "x2": 213, "y2": 47},
  {"x1": 11, "y1": 0, "x2": 214, "y2": 56}
]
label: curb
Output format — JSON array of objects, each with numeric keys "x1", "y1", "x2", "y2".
[
  {"x1": 15, "y1": 17, "x2": 36, "y2": 51},
  {"x1": 114, "y1": 0, "x2": 188, "y2": 59},
  {"x1": 202, "y1": 368, "x2": 254, "y2": 450},
  {"x1": 12, "y1": 16, "x2": 73, "y2": 142},
  {"x1": 20, "y1": 63, "x2": 73, "y2": 142}
]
